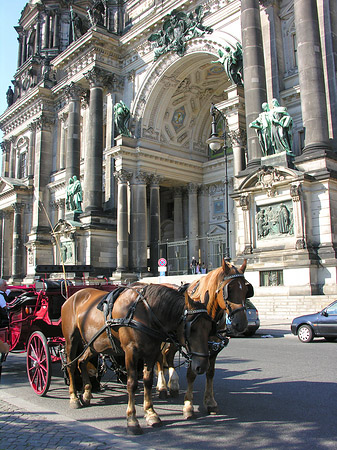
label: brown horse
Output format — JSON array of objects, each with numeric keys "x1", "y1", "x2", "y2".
[
  {"x1": 61, "y1": 283, "x2": 213, "y2": 434},
  {"x1": 156, "y1": 259, "x2": 252, "y2": 419}
]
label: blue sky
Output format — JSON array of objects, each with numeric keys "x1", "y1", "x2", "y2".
[{"x1": 0, "y1": 0, "x2": 28, "y2": 123}]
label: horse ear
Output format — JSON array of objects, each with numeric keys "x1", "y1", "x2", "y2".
[
  {"x1": 240, "y1": 259, "x2": 247, "y2": 273},
  {"x1": 222, "y1": 258, "x2": 231, "y2": 275},
  {"x1": 185, "y1": 292, "x2": 194, "y2": 309}
]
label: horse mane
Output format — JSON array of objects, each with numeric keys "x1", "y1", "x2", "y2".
[
  {"x1": 189, "y1": 262, "x2": 236, "y2": 318},
  {"x1": 143, "y1": 284, "x2": 186, "y2": 319}
]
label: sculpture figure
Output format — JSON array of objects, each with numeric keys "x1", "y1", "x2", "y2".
[
  {"x1": 250, "y1": 99, "x2": 294, "y2": 156},
  {"x1": 114, "y1": 101, "x2": 131, "y2": 137},
  {"x1": 66, "y1": 176, "x2": 83, "y2": 213},
  {"x1": 6, "y1": 86, "x2": 14, "y2": 107},
  {"x1": 213, "y1": 43, "x2": 243, "y2": 86},
  {"x1": 270, "y1": 98, "x2": 293, "y2": 155},
  {"x1": 72, "y1": 175, "x2": 83, "y2": 212},
  {"x1": 148, "y1": 7, "x2": 212, "y2": 60},
  {"x1": 249, "y1": 102, "x2": 272, "y2": 156}
]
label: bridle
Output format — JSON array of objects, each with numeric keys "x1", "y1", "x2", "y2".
[
  {"x1": 182, "y1": 307, "x2": 214, "y2": 360},
  {"x1": 215, "y1": 273, "x2": 247, "y2": 319}
]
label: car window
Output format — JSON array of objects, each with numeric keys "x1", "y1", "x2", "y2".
[
  {"x1": 245, "y1": 299, "x2": 256, "y2": 309},
  {"x1": 326, "y1": 303, "x2": 337, "y2": 315}
]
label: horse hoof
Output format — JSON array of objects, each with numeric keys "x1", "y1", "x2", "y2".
[
  {"x1": 169, "y1": 389, "x2": 179, "y2": 398},
  {"x1": 146, "y1": 415, "x2": 162, "y2": 428},
  {"x1": 158, "y1": 389, "x2": 168, "y2": 400},
  {"x1": 183, "y1": 410, "x2": 194, "y2": 420},
  {"x1": 127, "y1": 424, "x2": 143, "y2": 435},
  {"x1": 207, "y1": 406, "x2": 219, "y2": 415},
  {"x1": 80, "y1": 395, "x2": 91, "y2": 407},
  {"x1": 70, "y1": 400, "x2": 81, "y2": 409}
]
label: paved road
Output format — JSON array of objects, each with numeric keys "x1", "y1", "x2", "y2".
[{"x1": 1, "y1": 324, "x2": 337, "y2": 450}]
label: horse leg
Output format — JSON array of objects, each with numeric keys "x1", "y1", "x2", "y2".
[
  {"x1": 125, "y1": 351, "x2": 142, "y2": 435},
  {"x1": 79, "y1": 354, "x2": 93, "y2": 407},
  {"x1": 203, "y1": 354, "x2": 218, "y2": 414},
  {"x1": 183, "y1": 366, "x2": 197, "y2": 419},
  {"x1": 165, "y1": 344, "x2": 179, "y2": 397},
  {"x1": 143, "y1": 363, "x2": 162, "y2": 428},
  {"x1": 65, "y1": 340, "x2": 81, "y2": 409},
  {"x1": 156, "y1": 357, "x2": 168, "y2": 399}
]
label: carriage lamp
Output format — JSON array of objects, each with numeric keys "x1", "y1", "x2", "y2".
[{"x1": 206, "y1": 103, "x2": 230, "y2": 262}]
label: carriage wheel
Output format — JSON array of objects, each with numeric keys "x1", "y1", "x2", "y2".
[{"x1": 27, "y1": 331, "x2": 51, "y2": 396}]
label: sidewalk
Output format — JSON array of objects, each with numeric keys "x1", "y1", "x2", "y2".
[
  {"x1": 0, "y1": 320, "x2": 292, "y2": 450},
  {"x1": 0, "y1": 392, "x2": 154, "y2": 450}
]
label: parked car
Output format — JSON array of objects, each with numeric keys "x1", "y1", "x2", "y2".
[
  {"x1": 291, "y1": 299, "x2": 337, "y2": 343},
  {"x1": 226, "y1": 299, "x2": 260, "y2": 337}
]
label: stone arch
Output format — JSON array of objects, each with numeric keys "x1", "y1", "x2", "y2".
[{"x1": 131, "y1": 34, "x2": 239, "y2": 150}]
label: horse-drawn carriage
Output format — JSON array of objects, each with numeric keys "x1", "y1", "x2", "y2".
[
  {"x1": 0, "y1": 278, "x2": 117, "y2": 395},
  {"x1": 0, "y1": 259, "x2": 254, "y2": 434}
]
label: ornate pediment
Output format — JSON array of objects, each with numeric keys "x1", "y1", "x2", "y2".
[
  {"x1": 238, "y1": 165, "x2": 300, "y2": 196},
  {"x1": 0, "y1": 177, "x2": 29, "y2": 196}
]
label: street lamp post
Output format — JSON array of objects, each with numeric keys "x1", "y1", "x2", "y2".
[{"x1": 206, "y1": 103, "x2": 230, "y2": 261}]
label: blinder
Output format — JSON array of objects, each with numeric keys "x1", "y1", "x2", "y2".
[
  {"x1": 245, "y1": 281, "x2": 254, "y2": 299},
  {"x1": 183, "y1": 308, "x2": 214, "y2": 359}
]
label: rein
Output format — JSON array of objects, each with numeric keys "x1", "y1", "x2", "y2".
[{"x1": 62, "y1": 286, "x2": 213, "y2": 369}]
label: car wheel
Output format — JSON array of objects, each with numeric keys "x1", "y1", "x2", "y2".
[
  {"x1": 324, "y1": 336, "x2": 336, "y2": 342},
  {"x1": 297, "y1": 324, "x2": 313, "y2": 343}
]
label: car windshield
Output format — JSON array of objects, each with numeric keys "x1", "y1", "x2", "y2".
[{"x1": 325, "y1": 302, "x2": 337, "y2": 315}]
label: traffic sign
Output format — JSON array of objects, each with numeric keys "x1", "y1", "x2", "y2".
[{"x1": 158, "y1": 258, "x2": 167, "y2": 267}]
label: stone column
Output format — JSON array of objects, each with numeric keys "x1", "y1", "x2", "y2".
[
  {"x1": 31, "y1": 114, "x2": 54, "y2": 232},
  {"x1": 173, "y1": 187, "x2": 184, "y2": 240},
  {"x1": 198, "y1": 185, "x2": 208, "y2": 267},
  {"x1": 21, "y1": 33, "x2": 27, "y2": 65},
  {"x1": 83, "y1": 68, "x2": 107, "y2": 213},
  {"x1": 290, "y1": 184, "x2": 306, "y2": 250},
  {"x1": 0, "y1": 141, "x2": 10, "y2": 177},
  {"x1": 65, "y1": 83, "x2": 82, "y2": 182},
  {"x1": 241, "y1": 0, "x2": 267, "y2": 166},
  {"x1": 9, "y1": 137, "x2": 15, "y2": 178},
  {"x1": 239, "y1": 194, "x2": 253, "y2": 255},
  {"x1": 187, "y1": 183, "x2": 199, "y2": 266},
  {"x1": 58, "y1": 113, "x2": 67, "y2": 170},
  {"x1": 115, "y1": 169, "x2": 131, "y2": 272},
  {"x1": 130, "y1": 172, "x2": 148, "y2": 274},
  {"x1": 15, "y1": 145, "x2": 20, "y2": 179},
  {"x1": 149, "y1": 175, "x2": 161, "y2": 275},
  {"x1": 0, "y1": 212, "x2": 3, "y2": 277},
  {"x1": 294, "y1": 0, "x2": 330, "y2": 153},
  {"x1": 34, "y1": 21, "x2": 41, "y2": 54},
  {"x1": 56, "y1": 199, "x2": 65, "y2": 221},
  {"x1": 17, "y1": 34, "x2": 23, "y2": 68},
  {"x1": 12, "y1": 203, "x2": 23, "y2": 280},
  {"x1": 28, "y1": 123, "x2": 36, "y2": 178},
  {"x1": 42, "y1": 12, "x2": 49, "y2": 49}
]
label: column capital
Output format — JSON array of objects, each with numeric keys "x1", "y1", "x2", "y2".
[
  {"x1": 64, "y1": 82, "x2": 86, "y2": 101},
  {"x1": 173, "y1": 186, "x2": 183, "y2": 198},
  {"x1": 0, "y1": 140, "x2": 10, "y2": 153},
  {"x1": 228, "y1": 129, "x2": 247, "y2": 147},
  {"x1": 114, "y1": 169, "x2": 132, "y2": 183},
  {"x1": 84, "y1": 67, "x2": 112, "y2": 89},
  {"x1": 132, "y1": 171, "x2": 148, "y2": 185},
  {"x1": 11, "y1": 202, "x2": 24, "y2": 213},
  {"x1": 290, "y1": 183, "x2": 301, "y2": 202},
  {"x1": 28, "y1": 121, "x2": 38, "y2": 132},
  {"x1": 187, "y1": 183, "x2": 199, "y2": 194},
  {"x1": 33, "y1": 114, "x2": 54, "y2": 131},
  {"x1": 148, "y1": 174, "x2": 162, "y2": 187}
]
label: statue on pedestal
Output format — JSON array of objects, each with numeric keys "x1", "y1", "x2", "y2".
[
  {"x1": 249, "y1": 98, "x2": 293, "y2": 156},
  {"x1": 66, "y1": 176, "x2": 83, "y2": 213},
  {"x1": 114, "y1": 101, "x2": 131, "y2": 137}
]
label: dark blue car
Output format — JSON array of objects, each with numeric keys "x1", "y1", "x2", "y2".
[{"x1": 291, "y1": 299, "x2": 337, "y2": 343}]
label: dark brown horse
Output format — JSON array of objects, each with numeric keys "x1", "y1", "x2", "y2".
[
  {"x1": 156, "y1": 259, "x2": 252, "y2": 419},
  {"x1": 61, "y1": 283, "x2": 213, "y2": 434}
]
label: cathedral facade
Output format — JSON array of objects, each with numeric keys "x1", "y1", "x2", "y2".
[{"x1": 0, "y1": 0, "x2": 336, "y2": 296}]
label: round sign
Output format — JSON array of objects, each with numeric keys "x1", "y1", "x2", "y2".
[{"x1": 158, "y1": 258, "x2": 167, "y2": 267}]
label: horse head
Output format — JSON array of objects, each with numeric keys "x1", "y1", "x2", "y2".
[
  {"x1": 214, "y1": 259, "x2": 251, "y2": 333},
  {"x1": 181, "y1": 292, "x2": 213, "y2": 375}
]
